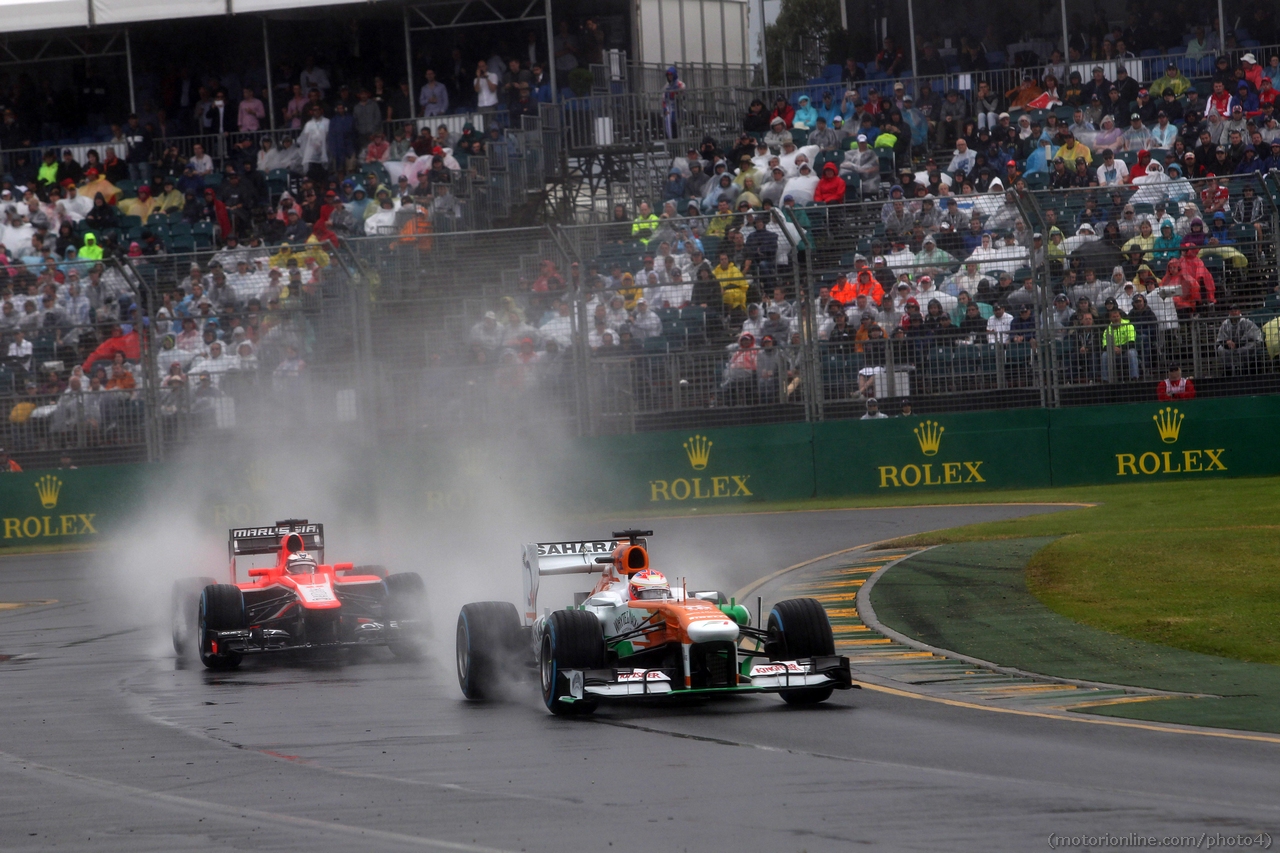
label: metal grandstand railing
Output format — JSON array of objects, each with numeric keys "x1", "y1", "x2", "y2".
[
  {"x1": 11, "y1": 168, "x2": 1280, "y2": 471},
  {"x1": 547, "y1": 42, "x2": 1280, "y2": 211}
]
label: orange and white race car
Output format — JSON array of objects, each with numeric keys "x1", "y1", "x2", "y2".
[
  {"x1": 171, "y1": 519, "x2": 427, "y2": 669},
  {"x1": 455, "y1": 529, "x2": 855, "y2": 714}
]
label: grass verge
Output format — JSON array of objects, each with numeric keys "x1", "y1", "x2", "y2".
[
  {"x1": 866, "y1": 476, "x2": 1280, "y2": 668},
  {"x1": 871, "y1": 540, "x2": 1280, "y2": 733}
]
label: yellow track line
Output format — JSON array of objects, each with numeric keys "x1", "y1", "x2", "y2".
[
  {"x1": 734, "y1": 542, "x2": 881, "y2": 601},
  {"x1": 734, "y1": 533, "x2": 1280, "y2": 743},
  {"x1": 856, "y1": 680, "x2": 1280, "y2": 744}
]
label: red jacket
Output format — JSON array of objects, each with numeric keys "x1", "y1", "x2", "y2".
[
  {"x1": 1157, "y1": 377, "x2": 1196, "y2": 401},
  {"x1": 1162, "y1": 262, "x2": 1199, "y2": 311},
  {"x1": 1179, "y1": 252, "x2": 1216, "y2": 307},
  {"x1": 83, "y1": 330, "x2": 141, "y2": 371},
  {"x1": 814, "y1": 168, "x2": 846, "y2": 204},
  {"x1": 769, "y1": 105, "x2": 795, "y2": 128}
]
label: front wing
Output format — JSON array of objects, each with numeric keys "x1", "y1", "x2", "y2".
[
  {"x1": 206, "y1": 619, "x2": 415, "y2": 656},
  {"x1": 554, "y1": 655, "x2": 856, "y2": 704}
]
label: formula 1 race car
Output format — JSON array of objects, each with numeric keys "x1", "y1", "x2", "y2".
[
  {"x1": 455, "y1": 529, "x2": 855, "y2": 714},
  {"x1": 172, "y1": 519, "x2": 428, "y2": 670}
]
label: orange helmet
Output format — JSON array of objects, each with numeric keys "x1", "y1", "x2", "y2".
[{"x1": 628, "y1": 568, "x2": 670, "y2": 601}]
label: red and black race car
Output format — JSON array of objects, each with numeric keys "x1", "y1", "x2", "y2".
[{"x1": 171, "y1": 519, "x2": 427, "y2": 669}]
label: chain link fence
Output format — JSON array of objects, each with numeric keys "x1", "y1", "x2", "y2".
[{"x1": 8, "y1": 170, "x2": 1279, "y2": 470}]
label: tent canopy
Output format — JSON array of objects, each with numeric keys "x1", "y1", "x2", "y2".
[{"x1": 0, "y1": 0, "x2": 374, "y2": 34}]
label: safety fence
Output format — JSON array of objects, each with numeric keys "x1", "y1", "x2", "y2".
[
  {"x1": 1, "y1": 115, "x2": 552, "y2": 237},
  {"x1": 7, "y1": 167, "x2": 1280, "y2": 474},
  {"x1": 556, "y1": 42, "x2": 1280, "y2": 152}
]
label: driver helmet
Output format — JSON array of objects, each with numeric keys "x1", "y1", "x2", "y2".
[
  {"x1": 629, "y1": 568, "x2": 670, "y2": 601},
  {"x1": 287, "y1": 551, "x2": 318, "y2": 574}
]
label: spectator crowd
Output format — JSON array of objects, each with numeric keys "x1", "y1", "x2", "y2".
[{"x1": 4, "y1": 10, "x2": 1280, "y2": 453}]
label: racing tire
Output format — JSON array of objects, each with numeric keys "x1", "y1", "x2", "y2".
[
  {"x1": 766, "y1": 597, "x2": 836, "y2": 706},
  {"x1": 540, "y1": 609, "x2": 605, "y2": 716},
  {"x1": 350, "y1": 565, "x2": 389, "y2": 578},
  {"x1": 386, "y1": 572, "x2": 428, "y2": 660},
  {"x1": 172, "y1": 576, "x2": 217, "y2": 656},
  {"x1": 198, "y1": 584, "x2": 246, "y2": 670},
  {"x1": 456, "y1": 601, "x2": 524, "y2": 701}
]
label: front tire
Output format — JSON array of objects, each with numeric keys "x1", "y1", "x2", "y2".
[
  {"x1": 172, "y1": 576, "x2": 216, "y2": 656},
  {"x1": 539, "y1": 609, "x2": 605, "y2": 715},
  {"x1": 386, "y1": 572, "x2": 428, "y2": 660},
  {"x1": 198, "y1": 584, "x2": 245, "y2": 670},
  {"x1": 767, "y1": 597, "x2": 836, "y2": 706},
  {"x1": 456, "y1": 601, "x2": 524, "y2": 700}
]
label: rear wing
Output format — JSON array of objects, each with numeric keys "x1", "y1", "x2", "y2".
[
  {"x1": 521, "y1": 539, "x2": 625, "y2": 626},
  {"x1": 229, "y1": 520, "x2": 324, "y2": 563}
]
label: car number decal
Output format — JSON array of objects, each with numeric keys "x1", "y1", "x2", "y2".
[{"x1": 297, "y1": 583, "x2": 336, "y2": 603}]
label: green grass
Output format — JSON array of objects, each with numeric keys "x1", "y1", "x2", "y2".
[
  {"x1": 873, "y1": 476, "x2": 1280, "y2": 668},
  {"x1": 871, "y1": 540, "x2": 1280, "y2": 733},
  {"x1": 1029, "y1": 530, "x2": 1280, "y2": 665},
  {"x1": 620, "y1": 475, "x2": 1280, "y2": 671},
  {"x1": 880, "y1": 477, "x2": 1280, "y2": 546},
  {"x1": 616, "y1": 475, "x2": 1280, "y2": 730}
]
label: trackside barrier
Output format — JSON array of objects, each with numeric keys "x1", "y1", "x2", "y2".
[
  {"x1": 555, "y1": 394, "x2": 1280, "y2": 510},
  {"x1": 0, "y1": 464, "x2": 151, "y2": 548},
  {"x1": 5, "y1": 395, "x2": 1277, "y2": 545}
]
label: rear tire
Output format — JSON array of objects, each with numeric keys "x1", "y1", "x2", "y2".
[
  {"x1": 767, "y1": 597, "x2": 836, "y2": 706},
  {"x1": 198, "y1": 584, "x2": 245, "y2": 670},
  {"x1": 172, "y1": 576, "x2": 216, "y2": 656},
  {"x1": 386, "y1": 572, "x2": 428, "y2": 660},
  {"x1": 539, "y1": 609, "x2": 605, "y2": 715},
  {"x1": 456, "y1": 601, "x2": 524, "y2": 700},
  {"x1": 351, "y1": 565, "x2": 389, "y2": 578}
]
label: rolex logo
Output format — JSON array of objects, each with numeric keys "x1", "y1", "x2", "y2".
[
  {"x1": 1153, "y1": 407, "x2": 1184, "y2": 444},
  {"x1": 683, "y1": 435, "x2": 712, "y2": 470},
  {"x1": 35, "y1": 475, "x2": 62, "y2": 509},
  {"x1": 913, "y1": 420, "x2": 944, "y2": 456}
]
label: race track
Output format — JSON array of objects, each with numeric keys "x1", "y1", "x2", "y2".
[{"x1": 1, "y1": 506, "x2": 1277, "y2": 852}]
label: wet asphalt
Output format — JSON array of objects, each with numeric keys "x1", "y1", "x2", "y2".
[{"x1": 0, "y1": 505, "x2": 1276, "y2": 852}]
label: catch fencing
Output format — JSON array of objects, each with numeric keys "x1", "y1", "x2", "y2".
[{"x1": 18, "y1": 170, "x2": 1280, "y2": 471}]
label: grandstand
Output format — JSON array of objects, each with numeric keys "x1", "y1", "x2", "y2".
[{"x1": 0, "y1": 1, "x2": 1277, "y2": 466}]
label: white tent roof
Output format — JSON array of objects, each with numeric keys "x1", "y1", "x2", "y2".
[{"x1": 0, "y1": 0, "x2": 373, "y2": 34}]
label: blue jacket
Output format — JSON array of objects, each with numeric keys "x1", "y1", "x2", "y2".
[
  {"x1": 793, "y1": 99, "x2": 818, "y2": 128},
  {"x1": 327, "y1": 113, "x2": 356, "y2": 161}
]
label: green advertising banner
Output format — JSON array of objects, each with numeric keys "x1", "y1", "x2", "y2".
[
  {"x1": 1046, "y1": 396, "x2": 1280, "y2": 486},
  {"x1": 6, "y1": 396, "x2": 1280, "y2": 550},
  {"x1": 0, "y1": 464, "x2": 152, "y2": 548},
  {"x1": 575, "y1": 422, "x2": 816, "y2": 509},
  {"x1": 812, "y1": 408, "x2": 1053, "y2": 497}
]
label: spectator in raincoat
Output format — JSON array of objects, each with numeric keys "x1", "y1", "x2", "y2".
[
  {"x1": 813, "y1": 163, "x2": 846, "y2": 204},
  {"x1": 82, "y1": 323, "x2": 140, "y2": 372},
  {"x1": 79, "y1": 232, "x2": 104, "y2": 261},
  {"x1": 792, "y1": 95, "x2": 818, "y2": 129}
]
